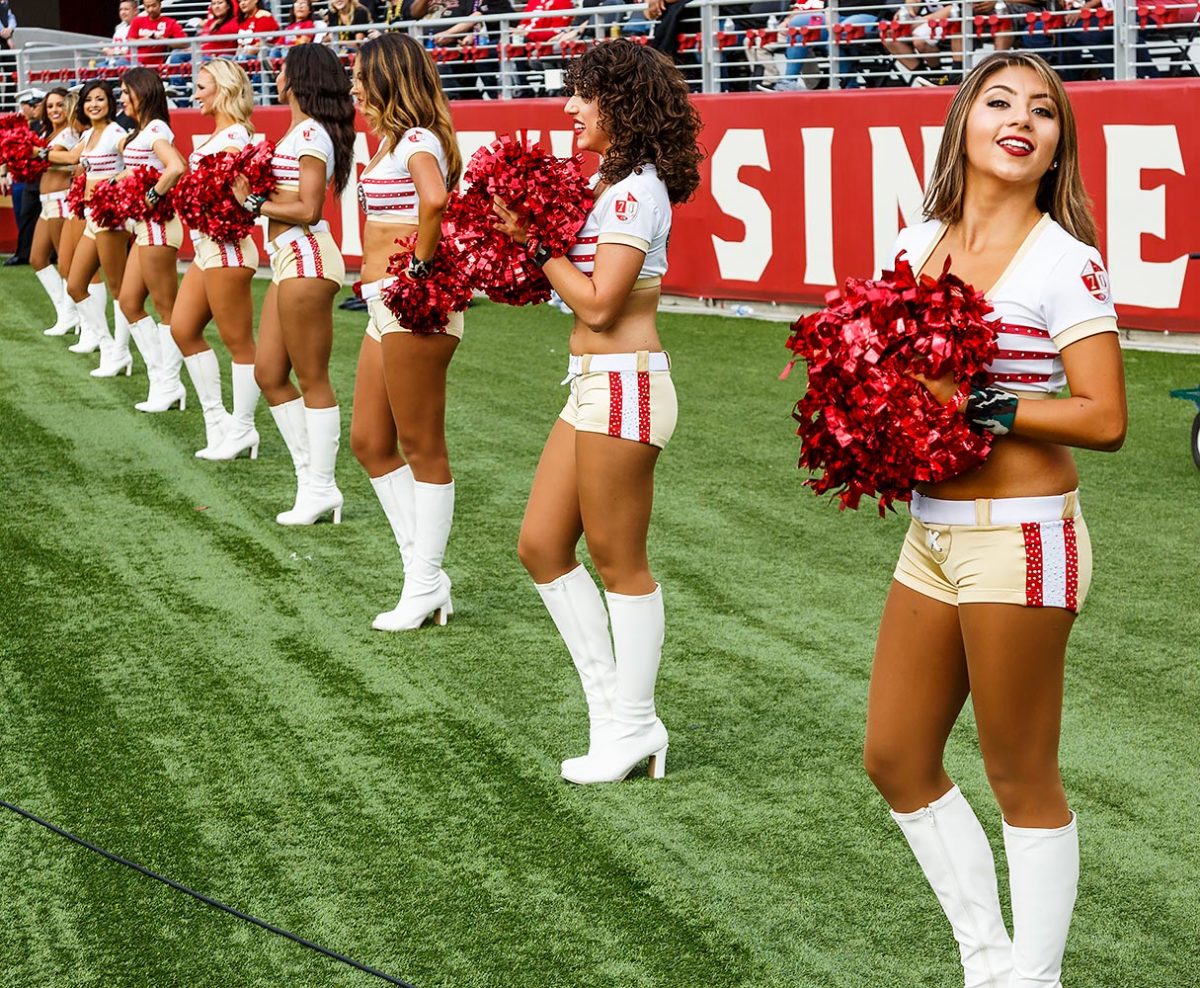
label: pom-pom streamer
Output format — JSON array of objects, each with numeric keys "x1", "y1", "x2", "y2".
[
  {"x1": 174, "y1": 141, "x2": 276, "y2": 243},
  {"x1": 380, "y1": 233, "x2": 474, "y2": 335},
  {"x1": 0, "y1": 126, "x2": 49, "y2": 183}
]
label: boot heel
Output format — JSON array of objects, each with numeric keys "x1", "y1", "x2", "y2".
[
  {"x1": 647, "y1": 746, "x2": 667, "y2": 780},
  {"x1": 250, "y1": 442, "x2": 259, "y2": 460},
  {"x1": 332, "y1": 505, "x2": 342, "y2": 524},
  {"x1": 178, "y1": 394, "x2": 186, "y2": 411},
  {"x1": 124, "y1": 362, "x2": 132, "y2": 377}
]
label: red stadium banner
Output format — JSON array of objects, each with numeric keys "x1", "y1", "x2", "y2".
[{"x1": 19, "y1": 79, "x2": 1200, "y2": 332}]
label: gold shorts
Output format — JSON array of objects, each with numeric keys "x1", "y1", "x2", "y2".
[
  {"x1": 559, "y1": 351, "x2": 677, "y2": 450},
  {"x1": 40, "y1": 191, "x2": 71, "y2": 221},
  {"x1": 365, "y1": 295, "x2": 465, "y2": 342},
  {"x1": 192, "y1": 233, "x2": 260, "y2": 271},
  {"x1": 134, "y1": 214, "x2": 184, "y2": 250},
  {"x1": 83, "y1": 211, "x2": 132, "y2": 239},
  {"x1": 268, "y1": 228, "x2": 345, "y2": 286},
  {"x1": 893, "y1": 491, "x2": 1092, "y2": 613}
]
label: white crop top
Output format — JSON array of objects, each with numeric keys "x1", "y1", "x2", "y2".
[
  {"x1": 271, "y1": 119, "x2": 335, "y2": 191},
  {"x1": 358, "y1": 127, "x2": 447, "y2": 225},
  {"x1": 80, "y1": 123, "x2": 128, "y2": 179},
  {"x1": 123, "y1": 119, "x2": 175, "y2": 173},
  {"x1": 892, "y1": 214, "x2": 1118, "y2": 395},
  {"x1": 567, "y1": 164, "x2": 672, "y2": 287},
  {"x1": 48, "y1": 127, "x2": 81, "y2": 173},
  {"x1": 188, "y1": 123, "x2": 252, "y2": 170}
]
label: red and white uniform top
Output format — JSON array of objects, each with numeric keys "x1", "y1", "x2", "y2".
[
  {"x1": 48, "y1": 127, "x2": 80, "y2": 173},
  {"x1": 80, "y1": 123, "x2": 128, "y2": 179},
  {"x1": 358, "y1": 127, "x2": 446, "y2": 225},
  {"x1": 893, "y1": 214, "x2": 1118, "y2": 395},
  {"x1": 567, "y1": 164, "x2": 672, "y2": 287},
  {"x1": 122, "y1": 119, "x2": 175, "y2": 173},
  {"x1": 271, "y1": 118, "x2": 335, "y2": 193},
  {"x1": 188, "y1": 123, "x2": 252, "y2": 170}
]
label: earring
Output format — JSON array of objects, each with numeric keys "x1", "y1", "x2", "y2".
[{"x1": 1052, "y1": 160, "x2": 1059, "y2": 170}]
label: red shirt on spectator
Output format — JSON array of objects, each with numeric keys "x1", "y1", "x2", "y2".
[
  {"x1": 518, "y1": 0, "x2": 573, "y2": 43},
  {"x1": 238, "y1": 9, "x2": 282, "y2": 50},
  {"x1": 200, "y1": 15, "x2": 243, "y2": 57},
  {"x1": 128, "y1": 14, "x2": 186, "y2": 68},
  {"x1": 283, "y1": 19, "x2": 318, "y2": 45}
]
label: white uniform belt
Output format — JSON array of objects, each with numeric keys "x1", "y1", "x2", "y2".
[
  {"x1": 565, "y1": 351, "x2": 670, "y2": 377},
  {"x1": 41, "y1": 189, "x2": 69, "y2": 202},
  {"x1": 265, "y1": 220, "x2": 330, "y2": 258},
  {"x1": 359, "y1": 276, "x2": 397, "y2": 300},
  {"x1": 910, "y1": 490, "x2": 1080, "y2": 527}
]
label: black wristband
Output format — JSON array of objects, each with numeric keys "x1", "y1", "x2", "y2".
[
  {"x1": 527, "y1": 243, "x2": 553, "y2": 268},
  {"x1": 964, "y1": 387, "x2": 1019, "y2": 436},
  {"x1": 243, "y1": 192, "x2": 266, "y2": 215},
  {"x1": 407, "y1": 256, "x2": 433, "y2": 280},
  {"x1": 145, "y1": 187, "x2": 163, "y2": 206}
]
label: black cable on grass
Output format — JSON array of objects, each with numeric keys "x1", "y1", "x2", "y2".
[{"x1": 1, "y1": 799, "x2": 417, "y2": 988}]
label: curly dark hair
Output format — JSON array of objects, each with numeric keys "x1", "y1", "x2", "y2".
[{"x1": 564, "y1": 39, "x2": 703, "y2": 205}]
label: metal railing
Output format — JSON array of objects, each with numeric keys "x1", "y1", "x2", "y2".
[{"x1": 1, "y1": 0, "x2": 1196, "y2": 109}]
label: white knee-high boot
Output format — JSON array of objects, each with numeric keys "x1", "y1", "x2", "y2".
[
  {"x1": 372, "y1": 479, "x2": 453, "y2": 630},
  {"x1": 535, "y1": 565, "x2": 618, "y2": 769},
  {"x1": 1004, "y1": 814, "x2": 1079, "y2": 988},
  {"x1": 561, "y1": 584, "x2": 667, "y2": 784},
  {"x1": 67, "y1": 285, "x2": 106, "y2": 354},
  {"x1": 127, "y1": 315, "x2": 160, "y2": 390},
  {"x1": 91, "y1": 305, "x2": 134, "y2": 377},
  {"x1": 36, "y1": 266, "x2": 78, "y2": 336},
  {"x1": 891, "y1": 786, "x2": 1014, "y2": 988},
  {"x1": 204, "y1": 363, "x2": 260, "y2": 460},
  {"x1": 277, "y1": 404, "x2": 342, "y2": 525},
  {"x1": 136, "y1": 322, "x2": 187, "y2": 413},
  {"x1": 269, "y1": 397, "x2": 309, "y2": 517},
  {"x1": 183, "y1": 349, "x2": 231, "y2": 458}
]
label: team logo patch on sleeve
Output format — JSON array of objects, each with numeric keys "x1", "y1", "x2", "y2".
[
  {"x1": 302, "y1": 126, "x2": 314, "y2": 141},
  {"x1": 614, "y1": 193, "x2": 639, "y2": 221},
  {"x1": 1080, "y1": 259, "x2": 1111, "y2": 303}
]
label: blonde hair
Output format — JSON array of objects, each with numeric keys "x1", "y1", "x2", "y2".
[
  {"x1": 923, "y1": 51, "x2": 1097, "y2": 248},
  {"x1": 356, "y1": 33, "x2": 462, "y2": 187},
  {"x1": 199, "y1": 58, "x2": 255, "y2": 133}
]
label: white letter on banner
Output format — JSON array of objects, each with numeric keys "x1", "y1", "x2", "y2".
[
  {"x1": 710, "y1": 129, "x2": 773, "y2": 283},
  {"x1": 1103, "y1": 125, "x2": 1187, "y2": 309},
  {"x1": 870, "y1": 126, "x2": 943, "y2": 273},
  {"x1": 339, "y1": 131, "x2": 371, "y2": 259},
  {"x1": 802, "y1": 127, "x2": 835, "y2": 286}
]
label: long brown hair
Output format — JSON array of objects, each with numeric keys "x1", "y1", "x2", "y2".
[
  {"x1": 121, "y1": 66, "x2": 171, "y2": 144},
  {"x1": 923, "y1": 51, "x2": 1098, "y2": 248},
  {"x1": 280, "y1": 44, "x2": 356, "y2": 196},
  {"x1": 356, "y1": 33, "x2": 462, "y2": 187},
  {"x1": 564, "y1": 39, "x2": 703, "y2": 205}
]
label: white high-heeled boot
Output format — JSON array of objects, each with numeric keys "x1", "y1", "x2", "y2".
[
  {"x1": 369, "y1": 465, "x2": 453, "y2": 627},
  {"x1": 36, "y1": 266, "x2": 78, "y2": 336},
  {"x1": 277, "y1": 404, "x2": 343, "y2": 525},
  {"x1": 92, "y1": 307, "x2": 134, "y2": 377},
  {"x1": 67, "y1": 286, "x2": 105, "y2": 354},
  {"x1": 127, "y1": 315, "x2": 160, "y2": 395},
  {"x1": 891, "y1": 786, "x2": 1014, "y2": 988},
  {"x1": 1004, "y1": 813, "x2": 1079, "y2": 988},
  {"x1": 372, "y1": 479, "x2": 453, "y2": 630},
  {"x1": 535, "y1": 565, "x2": 618, "y2": 770},
  {"x1": 561, "y1": 584, "x2": 667, "y2": 784},
  {"x1": 269, "y1": 397, "x2": 308, "y2": 514},
  {"x1": 183, "y1": 349, "x2": 231, "y2": 458},
  {"x1": 136, "y1": 322, "x2": 187, "y2": 413},
  {"x1": 204, "y1": 362, "x2": 260, "y2": 460}
]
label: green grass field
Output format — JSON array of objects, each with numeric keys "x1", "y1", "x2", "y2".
[{"x1": 1, "y1": 270, "x2": 1197, "y2": 988}]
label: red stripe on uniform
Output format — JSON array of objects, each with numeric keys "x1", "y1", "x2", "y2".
[
  {"x1": 994, "y1": 349, "x2": 1056, "y2": 361},
  {"x1": 608, "y1": 371, "x2": 623, "y2": 438},
  {"x1": 997, "y1": 323, "x2": 1051, "y2": 339},
  {"x1": 291, "y1": 240, "x2": 305, "y2": 276},
  {"x1": 233, "y1": 241, "x2": 245, "y2": 267},
  {"x1": 991, "y1": 372, "x2": 1052, "y2": 384},
  {"x1": 637, "y1": 371, "x2": 651, "y2": 444},
  {"x1": 308, "y1": 235, "x2": 323, "y2": 279},
  {"x1": 1063, "y1": 518, "x2": 1079, "y2": 612},
  {"x1": 574, "y1": 236, "x2": 599, "y2": 244},
  {"x1": 1022, "y1": 522, "x2": 1044, "y2": 606}
]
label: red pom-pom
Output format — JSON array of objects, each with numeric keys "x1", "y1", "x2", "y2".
[
  {"x1": 66, "y1": 174, "x2": 87, "y2": 218},
  {"x1": 174, "y1": 141, "x2": 276, "y2": 242},
  {"x1": 118, "y1": 166, "x2": 178, "y2": 224},
  {"x1": 84, "y1": 178, "x2": 129, "y2": 230},
  {"x1": 0, "y1": 126, "x2": 49, "y2": 182},
  {"x1": 783, "y1": 254, "x2": 998, "y2": 515},
  {"x1": 448, "y1": 135, "x2": 590, "y2": 306},
  {"x1": 381, "y1": 233, "x2": 473, "y2": 335},
  {"x1": 0, "y1": 113, "x2": 25, "y2": 132}
]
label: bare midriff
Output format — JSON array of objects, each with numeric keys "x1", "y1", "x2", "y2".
[
  {"x1": 266, "y1": 187, "x2": 306, "y2": 243},
  {"x1": 41, "y1": 169, "x2": 71, "y2": 195},
  {"x1": 361, "y1": 218, "x2": 418, "y2": 283},
  {"x1": 569, "y1": 283, "x2": 663, "y2": 356},
  {"x1": 918, "y1": 431, "x2": 1078, "y2": 500}
]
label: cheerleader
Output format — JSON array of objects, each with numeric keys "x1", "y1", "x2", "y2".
[
  {"x1": 48, "y1": 80, "x2": 130, "y2": 376},
  {"x1": 492, "y1": 40, "x2": 703, "y2": 783},
  {"x1": 347, "y1": 33, "x2": 462, "y2": 631},
  {"x1": 116, "y1": 68, "x2": 188, "y2": 414},
  {"x1": 231, "y1": 44, "x2": 355, "y2": 522},
  {"x1": 862, "y1": 52, "x2": 1126, "y2": 988},
  {"x1": 172, "y1": 59, "x2": 260, "y2": 460},
  {"x1": 30, "y1": 88, "x2": 80, "y2": 337}
]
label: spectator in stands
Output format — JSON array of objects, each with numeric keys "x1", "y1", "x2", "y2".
[
  {"x1": 128, "y1": 0, "x2": 188, "y2": 70},
  {"x1": 883, "y1": 1, "x2": 964, "y2": 85},
  {"x1": 236, "y1": 0, "x2": 282, "y2": 97},
  {"x1": 0, "y1": 0, "x2": 16, "y2": 106},
  {"x1": 269, "y1": 1, "x2": 327, "y2": 63},
  {"x1": 511, "y1": 0, "x2": 576, "y2": 98},
  {"x1": 104, "y1": 0, "x2": 139, "y2": 68},
  {"x1": 763, "y1": 0, "x2": 884, "y2": 90},
  {"x1": 431, "y1": 0, "x2": 516, "y2": 99},
  {"x1": 992, "y1": 0, "x2": 1055, "y2": 60},
  {"x1": 324, "y1": 0, "x2": 373, "y2": 48},
  {"x1": 167, "y1": 0, "x2": 243, "y2": 86}
]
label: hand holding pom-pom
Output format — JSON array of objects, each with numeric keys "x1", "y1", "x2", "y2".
[
  {"x1": 0, "y1": 126, "x2": 49, "y2": 183},
  {"x1": 783, "y1": 254, "x2": 999, "y2": 514},
  {"x1": 380, "y1": 234, "x2": 473, "y2": 335},
  {"x1": 175, "y1": 141, "x2": 276, "y2": 242}
]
